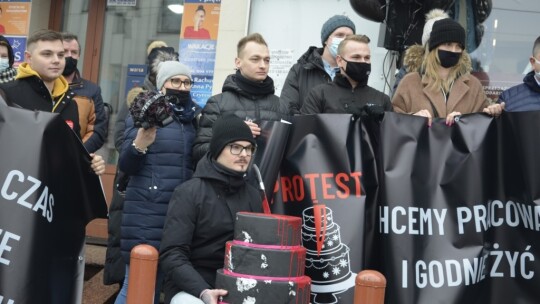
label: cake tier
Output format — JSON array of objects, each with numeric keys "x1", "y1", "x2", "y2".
[
  {"x1": 215, "y1": 269, "x2": 311, "y2": 304},
  {"x1": 301, "y1": 223, "x2": 342, "y2": 252},
  {"x1": 234, "y1": 212, "x2": 302, "y2": 246},
  {"x1": 225, "y1": 241, "x2": 306, "y2": 277},
  {"x1": 302, "y1": 206, "x2": 334, "y2": 228},
  {"x1": 305, "y1": 243, "x2": 352, "y2": 285}
]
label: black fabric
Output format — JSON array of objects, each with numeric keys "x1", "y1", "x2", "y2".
[
  {"x1": 428, "y1": 18, "x2": 466, "y2": 51},
  {"x1": 343, "y1": 60, "x2": 371, "y2": 87},
  {"x1": 159, "y1": 154, "x2": 263, "y2": 303},
  {"x1": 280, "y1": 47, "x2": 331, "y2": 115},
  {"x1": 192, "y1": 74, "x2": 289, "y2": 164},
  {"x1": 437, "y1": 49, "x2": 461, "y2": 68},
  {"x1": 62, "y1": 57, "x2": 78, "y2": 76},
  {"x1": 0, "y1": 35, "x2": 14, "y2": 67},
  {"x1": 209, "y1": 115, "x2": 256, "y2": 159},
  {"x1": 233, "y1": 70, "x2": 275, "y2": 96}
]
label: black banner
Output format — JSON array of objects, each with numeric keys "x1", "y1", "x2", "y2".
[
  {"x1": 273, "y1": 112, "x2": 540, "y2": 304},
  {"x1": 0, "y1": 102, "x2": 107, "y2": 303}
]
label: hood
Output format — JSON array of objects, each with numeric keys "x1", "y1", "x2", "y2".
[
  {"x1": 126, "y1": 86, "x2": 145, "y2": 107},
  {"x1": 297, "y1": 46, "x2": 325, "y2": 71},
  {"x1": 524, "y1": 71, "x2": 540, "y2": 93},
  {"x1": 194, "y1": 153, "x2": 248, "y2": 192},
  {"x1": 221, "y1": 74, "x2": 240, "y2": 94},
  {"x1": 16, "y1": 62, "x2": 69, "y2": 98},
  {"x1": 0, "y1": 35, "x2": 14, "y2": 67},
  {"x1": 403, "y1": 44, "x2": 472, "y2": 77}
]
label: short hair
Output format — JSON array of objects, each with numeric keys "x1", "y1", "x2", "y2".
[
  {"x1": 533, "y1": 36, "x2": 540, "y2": 57},
  {"x1": 61, "y1": 32, "x2": 81, "y2": 51},
  {"x1": 337, "y1": 34, "x2": 370, "y2": 56},
  {"x1": 237, "y1": 33, "x2": 268, "y2": 57},
  {"x1": 27, "y1": 30, "x2": 63, "y2": 50}
]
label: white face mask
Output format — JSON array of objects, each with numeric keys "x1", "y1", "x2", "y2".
[
  {"x1": 534, "y1": 58, "x2": 540, "y2": 80},
  {"x1": 329, "y1": 37, "x2": 344, "y2": 59},
  {"x1": 0, "y1": 58, "x2": 9, "y2": 71}
]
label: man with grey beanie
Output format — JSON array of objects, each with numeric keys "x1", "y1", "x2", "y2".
[{"x1": 281, "y1": 14, "x2": 356, "y2": 115}]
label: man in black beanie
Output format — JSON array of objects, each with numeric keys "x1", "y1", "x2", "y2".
[{"x1": 160, "y1": 115, "x2": 263, "y2": 304}]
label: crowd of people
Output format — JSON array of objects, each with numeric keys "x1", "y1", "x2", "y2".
[{"x1": 3, "y1": 7, "x2": 539, "y2": 303}]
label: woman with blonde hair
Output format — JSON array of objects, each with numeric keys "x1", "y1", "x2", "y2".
[{"x1": 392, "y1": 18, "x2": 503, "y2": 126}]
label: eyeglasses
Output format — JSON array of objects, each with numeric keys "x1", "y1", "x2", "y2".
[
  {"x1": 228, "y1": 143, "x2": 256, "y2": 156},
  {"x1": 169, "y1": 78, "x2": 192, "y2": 89}
]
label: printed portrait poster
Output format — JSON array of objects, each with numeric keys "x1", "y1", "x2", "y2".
[
  {"x1": 181, "y1": 0, "x2": 220, "y2": 41},
  {"x1": 273, "y1": 114, "x2": 367, "y2": 304},
  {"x1": 0, "y1": 0, "x2": 31, "y2": 36}
]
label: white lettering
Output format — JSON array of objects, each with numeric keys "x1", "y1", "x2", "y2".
[{"x1": 0, "y1": 229, "x2": 21, "y2": 266}]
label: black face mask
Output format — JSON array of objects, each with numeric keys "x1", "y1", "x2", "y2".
[
  {"x1": 343, "y1": 59, "x2": 371, "y2": 87},
  {"x1": 165, "y1": 88, "x2": 191, "y2": 107},
  {"x1": 62, "y1": 57, "x2": 78, "y2": 76},
  {"x1": 438, "y1": 49, "x2": 461, "y2": 68}
]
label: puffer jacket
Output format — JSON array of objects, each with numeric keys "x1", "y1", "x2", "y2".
[
  {"x1": 160, "y1": 153, "x2": 263, "y2": 303},
  {"x1": 118, "y1": 107, "x2": 198, "y2": 263},
  {"x1": 499, "y1": 71, "x2": 540, "y2": 112},
  {"x1": 192, "y1": 74, "x2": 288, "y2": 163},
  {"x1": 280, "y1": 47, "x2": 331, "y2": 114}
]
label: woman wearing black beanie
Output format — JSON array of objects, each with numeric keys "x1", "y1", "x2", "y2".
[{"x1": 392, "y1": 18, "x2": 504, "y2": 126}]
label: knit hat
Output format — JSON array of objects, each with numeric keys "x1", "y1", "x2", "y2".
[
  {"x1": 156, "y1": 61, "x2": 192, "y2": 90},
  {"x1": 421, "y1": 9, "x2": 450, "y2": 46},
  {"x1": 428, "y1": 19, "x2": 466, "y2": 51},
  {"x1": 209, "y1": 115, "x2": 256, "y2": 159},
  {"x1": 320, "y1": 15, "x2": 356, "y2": 45}
]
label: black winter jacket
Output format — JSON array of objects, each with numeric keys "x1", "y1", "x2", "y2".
[
  {"x1": 160, "y1": 154, "x2": 263, "y2": 303},
  {"x1": 192, "y1": 74, "x2": 288, "y2": 163},
  {"x1": 280, "y1": 47, "x2": 331, "y2": 114},
  {"x1": 301, "y1": 73, "x2": 392, "y2": 115}
]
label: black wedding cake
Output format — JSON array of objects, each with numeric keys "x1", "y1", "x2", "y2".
[{"x1": 215, "y1": 212, "x2": 311, "y2": 304}]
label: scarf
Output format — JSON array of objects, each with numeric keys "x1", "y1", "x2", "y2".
[
  {"x1": 234, "y1": 70, "x2": 275, "y2": 96},
  {"x1": 0, "y1": 67, "x2": 17, "y2": 83}
]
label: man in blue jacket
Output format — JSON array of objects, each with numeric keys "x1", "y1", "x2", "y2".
[{"x1": 499, "y1": 36, "x2": 540, "y2": 111}]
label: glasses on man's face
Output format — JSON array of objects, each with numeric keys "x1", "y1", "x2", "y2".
[
  {"x1": 169, "y1": 78, "x2": 192, "y2": 89},
  {"x1": 228, "y1": 143, "x2": 256, "y2": 156}
]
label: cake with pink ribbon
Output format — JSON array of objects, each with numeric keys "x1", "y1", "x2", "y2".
[{"x1": 215, "y1": 212, "x2": 311, "y2": 304}]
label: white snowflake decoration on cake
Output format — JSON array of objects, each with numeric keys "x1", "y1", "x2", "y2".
[
  {"x1": 241, "y1": 231, "x2": 253, "y2": 243},
  {"x1": 339, "y1": 258, "x2": 348, "y2": 268},
  {"x1": 236, "y1": 278, "x2": 257, "y2": 292},
  {"x1": 332, "y1": 234, "x2": 339, "y2": 241},
  {"x1": 242, "y1": 296, "x2": 256, "y2": 304},
  {"x1": 323, "y1": 271, "x2": 330, "y2": 278},
  {"x1": 327, "y1": 240, "x2": 334, "y2": 247},
  {"x1": 260, "y1": 254, "x2": 268, "y2": 269},
  {"x1": 332, "y1": 266, "x2": 341, "y2": 276}
]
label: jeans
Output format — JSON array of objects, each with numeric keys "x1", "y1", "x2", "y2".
[{"x1": 114, "y1": 264, "x2": 164, "y2": 304}]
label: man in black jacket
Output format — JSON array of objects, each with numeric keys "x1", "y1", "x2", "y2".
[
  {"x1": 301, "y1": 35, "x2": 392, "y2": 115},
  {"x1": 160, "y1": 115, "x2": 263, "y2": 304},
  {"x1": 280, "y1": 15, "x2": 356, "y2": 115},
  {"x1": 192, "y1": 33, "x2": 288, "y2": 164}
]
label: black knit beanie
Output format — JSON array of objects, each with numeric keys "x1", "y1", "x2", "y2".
[
  {"x1": 428, "y1": 19, "x2": 466, "y2": 51},
  {"x1": 209, "y1": 115, "x2": 256, "y2": 159}
]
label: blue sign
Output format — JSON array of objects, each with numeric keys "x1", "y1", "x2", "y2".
[{"x1": 5, "y1": 36, "x2": 26, "y2": 66}]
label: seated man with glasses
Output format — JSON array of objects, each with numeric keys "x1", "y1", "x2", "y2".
[{"x1": 160, "y1": 115, "x2": 264, "y2": 304}]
